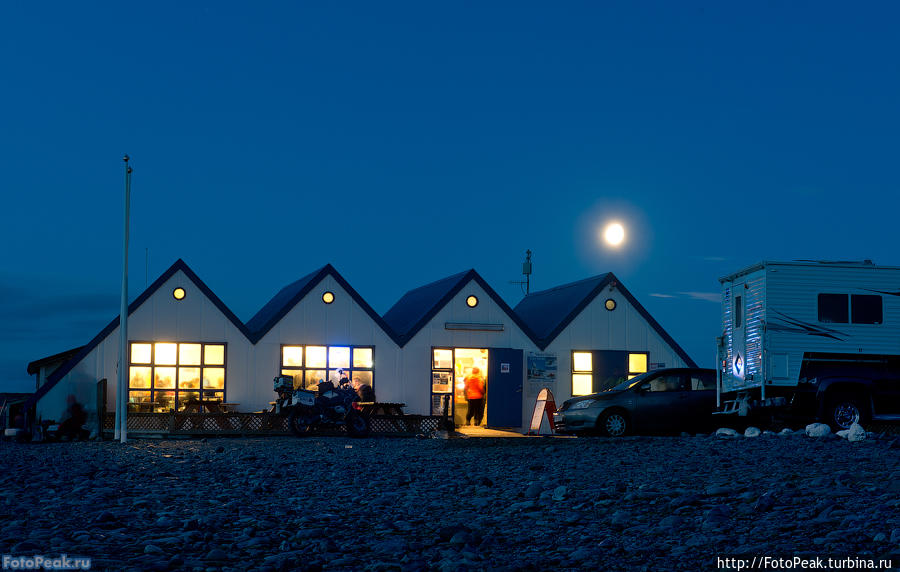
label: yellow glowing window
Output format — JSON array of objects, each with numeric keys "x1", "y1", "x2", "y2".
[
  {"x1": 204, "y1": 345, "x2": 225, "y2": 366},
  {"x1": 322, "y1": 291, "x2": 334, "y2": 304},
  {"x1": 329, "y1": 346, "x2": 350, "y2": 369},
  {"x1": 203, "y1": 368, "x2": 225, "y2": 390},
  {"x1": 154, "y1": 343, "x2": 178, "y2": 365},
  {"x1": 353, "y1": 347, "x2": 373, "y2": 368},
  {"x1": 282, "y1": 346, "x2": 303, "y2": 367},
  {"x1": 178, "y1": 367, "x2": 201, "y2": 389},
  {"x1": 173, "y1": 287, "x2": 186, "y2": 300},
  {"x1": 129, "y1": 366, "x2": 152, "y2": 388},
  {"x1": 131, "y1": 343, "x2": 152, "y2": 364},
  {"x1": 433, "y1": 349, "x2": 453, "y2": 369},
  {"x1": 179, "y1": 343, "x2": 202, "y2": 366},
  {"x1": 573, "y1": 352, "x2": 592, "y2": 372},
  {"x1": 629, "y1": 353, "x2": 648, "y2": 374},
  {"x1": 155, "y1": 367, "x2": 176, "y2": 389},
  {"x1": 466, "y1": 295, "x2": 478, "y2": 308},
  {"x1": 306, "y1": 346, "x2": 327, "y2": 368},
  {"x1": 605, "y1": 298, "x2": 616, "y2": 311},
  {"x1": 573, "y1": 374, "x2": 593, "y2": 396}
]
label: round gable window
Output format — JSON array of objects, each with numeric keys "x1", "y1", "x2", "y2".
[
  {"x1": 322, "y1": 291, "x2": 335, "y2": 304},
  {"x1": 605, "y1": 298, "x2": 616, "y2": 311},
  {"x1": 173, "y1": 287, "x2": 186, "y2": 300},
  {"x1": 466, "y1": 295, "x2": 478, "y2": 308}
]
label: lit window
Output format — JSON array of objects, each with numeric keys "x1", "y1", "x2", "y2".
[
  {"x1": 155, "y1": 343, "x2": 178, "y2": 365},
  {"x1": 131, "y1": 343, "x2": 152, "y2": 364},
  {"x1": 629, "y1": 353, "x2": 648, "y2": 375},
  {"x1": 128, "y1": 341, "x2": 226, "y2": 412},
  {"x1": 573, "y1": 374, "x2": 593, "y2": 396},
  {"x1": 466, "y1": 295, "x2": 478, "y2": 308},
  {"x1": 204, "y1": 345, "x2": 225, "y2": 366},
  {"x1": 353, "y1": 347, "x2": 373, "y2": 368},
  {"x1": 129, "y1": 366, "x2": 152, "y2": 389},
  {"x1": 173, "y1": 287, "x2": 186, "y2": 300},
  {"x1": 322, "y1": 291, "x2": 334, "y2": 304},
  {"x1": 605, "y1": 299, "x2": 616, "y2": 311},
  {"x1": 573, "y1": 352, "x2": 592, "y2": 372},
  {"x1": 282, "y1": 346, "x2": 303, "y2": 367},
  {"x1": 280, "y1": 344, "x2": 375, "y2": 392},
  {"x1": 329, "y1": 346, "x2": 350, "y2": 369},
  {"x1": 306, "y1": 346, "x2": 327, "y2": 368},
  {"x1": 433, "y1": 349, "x2": 453, "y2": 370},
  {"x1": 179, "y1": 343, "x2": 201, "y2": 366},
  {"x1": 154, "y1": 367, "x2": 176, "y2": 389}
]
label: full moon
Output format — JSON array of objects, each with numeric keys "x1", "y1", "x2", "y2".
[{"x1": 603, "y1": 222, "x2": 626, "y2": 246}]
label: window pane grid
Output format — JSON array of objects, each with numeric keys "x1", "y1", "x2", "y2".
[
  {"x1": 129, "y1": 342, "x2": 227, "y2": 411},
  {"x1": 280, "y1": 344, "x2": 374, "y2": 391}
]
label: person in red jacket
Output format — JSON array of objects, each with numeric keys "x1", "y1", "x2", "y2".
[{"x1": 464, "y1": 367, "x2": 486, "y2": 426}]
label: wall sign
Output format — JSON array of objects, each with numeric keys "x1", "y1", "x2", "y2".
[
  {"x1": 527, "y1": 352, "x2": 557, "y2": 384},
  {"x1": 500, "y1": 363, "x2": 510, "y2": 373}
]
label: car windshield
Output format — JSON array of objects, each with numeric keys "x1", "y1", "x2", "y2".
[{"x1": 608, "y1": 370, "x2": 657, "y2": 392}]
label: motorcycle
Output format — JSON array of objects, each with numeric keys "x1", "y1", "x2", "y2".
[{"x1": 273, "y1": 375, "x2": 370, "y2": 437}]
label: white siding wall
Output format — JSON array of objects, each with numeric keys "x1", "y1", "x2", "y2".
[
  {"x1": 542, "y1": 288, "x2": 689, "y2": 404},
  {"x1": 253, "y1": 275, "x2": 401, "y2": 410},
  {"x1": 399, "y1": 280, "x2": 537, "y2": 419},
  {"x1": 36, "y1": 270, "x2": 253, "y2": 421},
  {"x1": 762, "y1": 263, "x2": 900, "y2": 384}
]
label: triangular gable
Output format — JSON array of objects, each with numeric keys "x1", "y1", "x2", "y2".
[
  {"x1": 514, "y1": 272, "x2": 697, "y2": 366},
  {"x1": 383, "y1": 269, "x2": 538, "y2": 346},
  {"x1": 26, "y1": 259, "x2": 251, "y2": 407},
  {"x1": 247, "y1": 264, "x2": 399, "y2": 345}
]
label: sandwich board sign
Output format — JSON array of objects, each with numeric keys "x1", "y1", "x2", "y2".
[{"x1": 528, "y1": 387, "x2": 557, "y2": 435}]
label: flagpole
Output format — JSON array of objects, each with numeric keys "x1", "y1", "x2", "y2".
[{"x1": 116, "y1": 155, "x2": 132, "y2": 443}]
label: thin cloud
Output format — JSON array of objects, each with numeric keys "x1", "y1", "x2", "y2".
[
  {"x1": 677, "y1": 291, "x2": 720, "y2": 303},
  {"x1": 649, "y1": 293, "x2": 677, "y2": 299}
]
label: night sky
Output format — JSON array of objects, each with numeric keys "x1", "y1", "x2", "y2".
[{"x1": 3, "y1": 2, "x2": 899, "y2": 392}]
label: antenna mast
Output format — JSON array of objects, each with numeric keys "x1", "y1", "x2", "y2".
[{"x1": 510, "y1": 249, "x2": 533, "y2": 296}]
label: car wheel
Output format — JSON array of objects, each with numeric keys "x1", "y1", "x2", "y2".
[
  {"x1": 598, "y1": 410, "x2": 628, "y2": 437},
  {"x1": 826, "y1": 396, "x2": 868, "y2": 431}
]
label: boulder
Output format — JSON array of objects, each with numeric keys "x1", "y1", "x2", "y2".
[{"x1": 805, "y1": 423, "x2": 831, "y2": 438}]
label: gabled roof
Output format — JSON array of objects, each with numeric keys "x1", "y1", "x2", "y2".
[
  {"x1": 514, "y1": 272, "x2": 697, "y2": 366},
  {"x1": 26, "y1": 259, "x2": 252, "y2": 408},
  {"x1": 245, "y1": 264, "x2": 398, "y2": 344},
  {"x1": 383, "y1": 269, "x2": 537, "y2": 346},
  {"x1": 27, "y1": 346, "x2": 84, "y2": 375}
]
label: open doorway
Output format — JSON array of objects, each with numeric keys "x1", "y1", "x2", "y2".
[{"x1": 431, "y1": 347, "x2": 489, "y2": 427}]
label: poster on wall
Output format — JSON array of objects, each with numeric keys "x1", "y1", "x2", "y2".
[{"x1": 527, "y1": 352, "x2": 557, "y2": 385}]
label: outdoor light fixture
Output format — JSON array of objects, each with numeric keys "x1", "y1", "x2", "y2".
[
  {"x1": 173, "y1": 287, "x2": 185, "y2": 300},
  {"x1": 322, "y1": 291, "x2": 335, "y2": 304},
  {"x1": 605, "y1": 298, "x2": 616, "y2": 311},
  {"x1": 466, "y1": 295, "x2": 478, "y2": 308}
]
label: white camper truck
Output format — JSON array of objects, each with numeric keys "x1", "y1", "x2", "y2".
[{"x1": 716, "y1": 260, "x2": 900, "y2": 430}]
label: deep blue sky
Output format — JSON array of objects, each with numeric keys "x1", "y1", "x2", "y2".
[{"x1": 3, "y1": 2, "x2": 899, "y2": 392}]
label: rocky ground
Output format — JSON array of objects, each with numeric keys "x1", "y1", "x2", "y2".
[{"x1": 1, "y1": 430, "x2": 900, "y2": 571}]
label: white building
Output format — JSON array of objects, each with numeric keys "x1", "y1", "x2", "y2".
[{"x1": 27, "y1": 260, "x2": 695, "y2": 432}]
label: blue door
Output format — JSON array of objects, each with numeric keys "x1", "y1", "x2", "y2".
[{"x1": 486, "y1": 348, "x2": 523, "y2": 428}]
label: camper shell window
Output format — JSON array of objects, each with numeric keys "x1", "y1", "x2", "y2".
[
  {"x1": 818, "y1": 294, "x2": 849, "y2": 323},
  {"x1": 851, "y1": 294, "x2": 883, "y2": 324}
]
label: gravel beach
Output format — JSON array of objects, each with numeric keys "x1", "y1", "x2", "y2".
[{"x1": 2, "y1": 432, "x2": 900, "y2": 571}]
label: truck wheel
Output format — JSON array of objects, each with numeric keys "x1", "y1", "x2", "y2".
[
  {"x1": 826, "y1": 396, "x2": 868, "y2": 431},
  {"x1": 598, "y1": 410, "x2": 629, "y2": 437}
]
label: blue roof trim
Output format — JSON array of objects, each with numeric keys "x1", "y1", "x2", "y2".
[
  {"x1": 26, "y1": 259, "x2": 252, "y2": 408},
  {"x1": 383, "y1": 269, "x2": 539, "y2": 347},
  {"x1": 514, "y1": 272, "x2": 697, "y2": 366},
  {"x1": 247, "y1": 264, "x2": 400, "y2": 345}
]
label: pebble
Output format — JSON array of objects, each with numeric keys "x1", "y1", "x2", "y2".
[{"x1": 1, "y1": 431, "x2": 898, "y2": 570}]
